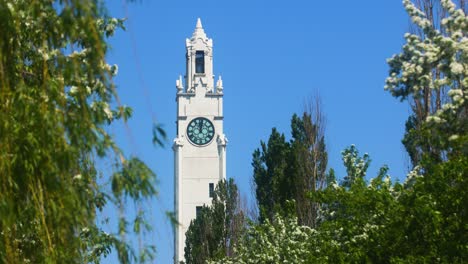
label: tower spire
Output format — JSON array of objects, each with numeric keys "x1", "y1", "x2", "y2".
[
  {"x1": 192, "y1": 18, "x2": 207, "y2": 39},
  {"x1": 196, "y1": 18, "x2": 203, "y2": 29}
]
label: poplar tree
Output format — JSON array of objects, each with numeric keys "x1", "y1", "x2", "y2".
[
  {"x1": 252, "y1": 101, "x2": 329, "y2": 226},
  {"x1": 252, "y1": 128, "x2": 291, "y2": 223},
  {"x1": 289, "y1": 98, "x2": 328, "y2": 227}
]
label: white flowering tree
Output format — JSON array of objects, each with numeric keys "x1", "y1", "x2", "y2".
[
  {"x1": 386, "y1": 0, "x2": 467, "y2": 163},
  {"x1": 314, "y1": 146, "x2": 404, "y2": 263},
  {"x1": 384, "y1": 0, "x2": 467, "y2": 261},
  {"x1": 208, "y1": 215, "x2": 320, "y2": 264},
  {"x1": 0, "y1": 1, "x2": 159, "y2": 263},
  {"x1": 340, "y1": 145, "x2": 370, "y2": 187}
]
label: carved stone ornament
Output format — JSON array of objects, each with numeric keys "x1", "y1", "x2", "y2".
[
  {"x1": 173, "y1": 136, "x2": 184, "y2": 147},
  {"x1": 217, "y1": 134, "x2": 228, "y2": 146},
  {"x1": 176, "y1": 75, "x2": 184, "y2": 93},
  {"x1": 216, "y1": 76, "x2": 223, "y2": 94}
]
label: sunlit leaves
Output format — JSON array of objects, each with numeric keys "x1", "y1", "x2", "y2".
[
  {"x1": 111, "y1": 157, "x2": 158, "y2": 263},
  {"x1": 0, "y1": 1, "x2": 159, "y2": 263},
  {"x1": 112, "y1": 157, "x2": 157, "y2": 200}
]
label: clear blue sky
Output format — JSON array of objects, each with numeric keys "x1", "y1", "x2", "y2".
[{"x1": 102, "y1": 0, "x2": 411, "y2": 262}]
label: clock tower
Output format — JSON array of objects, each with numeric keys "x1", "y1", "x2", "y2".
[{"x1": 173, "y1": 18, "x2": 227, "y2": 263}]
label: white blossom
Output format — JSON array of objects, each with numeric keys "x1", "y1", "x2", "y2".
[
  {"x1": 103, "y1": 103, "x2": 113, "y2": 119},
  {"x1": 70, "y1": 86, "x2": 78, "y2": 94},
  {"x1": 384, "y1": 176, "x2": 391, "y2": 185},
  {"x1": 405, "y1": 166, "x2": 423, "y2": 185},
  {"x1": 331, "y1": 181, "x2": 340, "y2": 189},
  {"x1": 426, "y1": 115, "x2": 443, "y2": 123},
  {"x1": 450, "y1": 62, "x2": 464, "y2": 74}
]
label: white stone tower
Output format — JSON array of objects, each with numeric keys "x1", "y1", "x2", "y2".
[{"x1": 173, "y1": 18, "x2": 227, "y2": 263}]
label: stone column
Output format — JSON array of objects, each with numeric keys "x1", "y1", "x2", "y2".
[
  {"x1": 173, "y1": 137, "x2": 184, "y2": 263},
  {"x1": 217, "y1": 134, "x2": 228, "y2": 181}
]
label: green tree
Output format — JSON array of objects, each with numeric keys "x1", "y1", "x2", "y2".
[
  {"x1": 184, "y1": 179, "x2": 245, "y2": 264},
  {"x1": 252, "y1": 128, "x2": 291, "y2": 223},
  {"x1": 253, "y1": 103, "x2": 329, "y2": 226},
  {"x1": 0, "y1": 1, "x2": 159, "y2": 263},
  {"x1": 315, "y1": 147, "x2": 402, "y2": 263},
  {"x1": 289, "y1": 97, "x2": 328, "y2": 228}
]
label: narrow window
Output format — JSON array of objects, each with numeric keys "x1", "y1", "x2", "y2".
[
  {"x1": 195, "y1": 51, "x2": 205, "y2": 73},
  {"x1": 196, "y1": 206, "x2": 202, "y2": 218},
  {"x1": 209, "y1": 183, "x2": 214, "y2": 198}
]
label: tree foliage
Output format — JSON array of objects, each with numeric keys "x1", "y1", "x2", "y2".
[
  {"x1": 215, "y1": 146, "x2": 467, "y2": 263},
  {"x1": 184, "y1": 179, "x2": 245, "y2": 264},
  {"x1": 384, "y1": 0, "x2": 468, "y2": 260},
  {"x1": 209, "y1": 215, "x2": 318, "y2": 264},
  {"x1": 0, "y1": 1, "x2": 158, "y2": 263},
  {"x1": 387, "y1": 0, "x2": 467, "y2": 166},
  {"x1": 290, "y1": 100, "x2": 328, "y2": 227},
  {"x1": 252, "y1": 103, "x2": 329, "y2": 226},
  {"x1": 252, "y1": 128, "x2": 291, "y2": 223},
  {"x1": 212, "y1": 147, "x2": 401, "y2": 264}
]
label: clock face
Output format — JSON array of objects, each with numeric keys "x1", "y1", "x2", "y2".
[{"x1": 187, "y1": 117, "x2": 215, "y2": 146}]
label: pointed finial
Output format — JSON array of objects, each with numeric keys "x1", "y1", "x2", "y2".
[
  {"x1": 216, "y1": 75, "x2": 223, "y2": 93},
  {"x1": 196, "y1": 18, "x2": 203, "y2": 29},
  {"x1": 176, "y1": 75, "x2": 183, "y2": 92},
  {"x1": 192, "y1": 18, "x2": 207, "y2": 39}
]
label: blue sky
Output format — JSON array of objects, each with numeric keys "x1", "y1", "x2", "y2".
[{"x1": 103, "y1": 0, "x2": 411, "y2": 262}]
